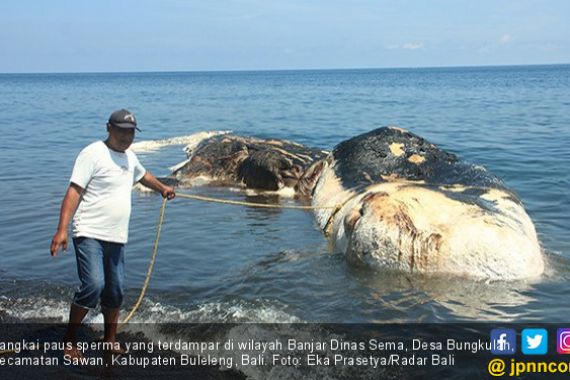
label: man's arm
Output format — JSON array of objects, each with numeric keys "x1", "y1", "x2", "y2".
[
  {"x1": 139, "y1": 171, "x2": 176, "y2": 200},
  {"x1": 50, "y1": 183, "x2": 83, "y2": 257}
]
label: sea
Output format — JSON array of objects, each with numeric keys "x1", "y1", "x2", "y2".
[{"x1": 0, "y1": 65, "x2": 569, "y2": 377}]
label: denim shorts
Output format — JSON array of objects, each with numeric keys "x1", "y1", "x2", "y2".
[{"x1": 72, "y1": 237, "x2": 125, "y2": 310}]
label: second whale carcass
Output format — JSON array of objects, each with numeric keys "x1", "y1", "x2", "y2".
[{"x1": 307, "y1": 127, "x2": 543, "y2": 280}]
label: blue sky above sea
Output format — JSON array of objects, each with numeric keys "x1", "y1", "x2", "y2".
[{"x1": 1, "y1": 0, "x2": 569, "y2": 73}]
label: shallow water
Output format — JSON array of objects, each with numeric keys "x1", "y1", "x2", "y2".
[{"x1": 0, "y1": 65, "x2": 569, "y2": 326}]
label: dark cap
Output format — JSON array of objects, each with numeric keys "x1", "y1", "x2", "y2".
[{"x1": 108, "y1": 109, "x2": 141, "y2": 131}]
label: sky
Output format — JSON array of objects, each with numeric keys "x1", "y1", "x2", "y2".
[{"x1": 1, "y1": 0, "x2": 569, "y2": 73}]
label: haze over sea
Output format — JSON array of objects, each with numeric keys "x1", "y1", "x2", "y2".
[{"x1": 0, "y1": 65, "x2": 568, "y2": 327}]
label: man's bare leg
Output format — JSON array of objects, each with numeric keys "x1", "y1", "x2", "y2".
[
  {"x1": 102, "y1": 307, "x2": 126, "y2": 354},
  {"x1": 63, "y1": 303, "x2": 89, "y2": 358}
]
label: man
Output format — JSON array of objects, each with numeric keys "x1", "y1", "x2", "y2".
[{"x1": 50, "y1": 109, "x2": 175, "y2": 358}]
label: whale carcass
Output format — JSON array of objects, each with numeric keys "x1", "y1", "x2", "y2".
[{"x1": 165, "y1": 127, "x2": 544, "y2": 280}]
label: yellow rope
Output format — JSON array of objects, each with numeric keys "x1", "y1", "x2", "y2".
[
  {"x1": 119, "y1": 197, "x2": 167, "y2": 328},
  {"x1": 175, "y1": 192, "x2": 338, "y2": 209},
  {"x1": 0, "y1": 192, "x2": 340, "y2": 355}
]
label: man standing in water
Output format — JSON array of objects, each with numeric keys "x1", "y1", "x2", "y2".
[{"x1": 50, "y1": 109, "x2": 175, "y2": 358}]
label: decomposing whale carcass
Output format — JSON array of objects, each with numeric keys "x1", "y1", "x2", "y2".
[
  {"x1": 309, "y1": 127, "x2": 543, "y2": 280},
  {"x1": 169, "y1": 133, "x2": 328, "y2": 193},
  {"x1": 160, "y1": 127, "x2": 544, "y2": 280}
]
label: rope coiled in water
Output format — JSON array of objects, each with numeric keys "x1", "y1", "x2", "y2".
[{"x1": 121, "y1": 193, "x2": 340, "y2": 324}]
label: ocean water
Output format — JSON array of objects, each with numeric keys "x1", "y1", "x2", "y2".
[{"x1": 0, "y1": 65, "x2": 569, "y2": 329}]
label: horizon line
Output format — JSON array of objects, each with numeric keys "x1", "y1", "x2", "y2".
[{"x1": 1, "y1": 62, "x2": 569, "y2": 75}]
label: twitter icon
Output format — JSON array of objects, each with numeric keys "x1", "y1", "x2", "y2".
[{"x1": 522, "y1": 329, "x2": 548, "y2": 355}]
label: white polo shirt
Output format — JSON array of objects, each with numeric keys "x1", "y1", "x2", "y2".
[{"x1": 70, "y1": 141, "x2": 146, "y2": 244}]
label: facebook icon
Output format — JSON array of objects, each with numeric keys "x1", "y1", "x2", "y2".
[{"x1": 491, "y1": 329, "x2": 516, "y2": 355}]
